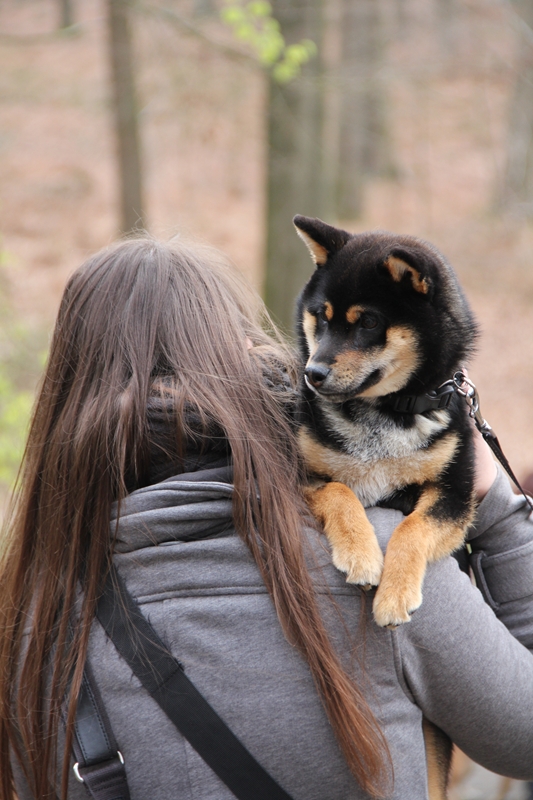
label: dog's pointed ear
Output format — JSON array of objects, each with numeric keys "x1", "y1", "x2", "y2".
[
  {"x1": 384, "y1": 248, "x2": 433, "y2": 296},
  {"x1": 293, "y1": 215, "x2": 351, "y2": 267}
]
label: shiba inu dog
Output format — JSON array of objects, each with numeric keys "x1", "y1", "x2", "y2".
[{"x1": 294, "y1": 215, "x2": 479, "y2": 630}]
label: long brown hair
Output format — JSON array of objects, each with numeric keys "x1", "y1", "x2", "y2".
[{"x1": 0, "y1": 237, "x2": 391, "y2": 799}]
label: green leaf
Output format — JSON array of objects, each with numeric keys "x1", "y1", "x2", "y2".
[
  {"x1": 246, "y1": 1, "x2": 271, "y2": 17},
  {"x1": 220, "y1": 6, "x2": 246, "y2": 24},
  {"x1": 0, "y1": 370, "x2": 32, "y2": 488},
  {"x1": 221, "y1": 0, "x2": 316, "y2": 82}
]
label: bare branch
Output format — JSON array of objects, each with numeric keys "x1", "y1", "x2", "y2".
[
  {"x1": 108, "y1": 0, "x2": 145, "y2": 233},
  {"x1": 133, "y1": 2, "x2": 261, "y2": 67},
  {"x1": 59, "y1": 0, "x2": 74, "y2": 29},
  {"x1": 0, "y1": 27, "x2": 80, "y2": 45}
]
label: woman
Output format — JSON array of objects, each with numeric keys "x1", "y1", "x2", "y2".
[{"x1": 0, "y1": 237, "x2": 532, "y2": 800}]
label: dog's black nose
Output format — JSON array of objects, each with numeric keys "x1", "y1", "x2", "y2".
[{"x1": 305, "y1": 364, "x2": 331, "y2": 387}]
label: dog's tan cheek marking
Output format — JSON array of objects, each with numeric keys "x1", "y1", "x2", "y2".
[
  {"x1": 302, "y1": 310, "x2": 319, "y2": 358},
  {"x1": 324, "y1": 301, "x2": 334, "y2": 321},
  {"x1": 359, "y1": 326, "x2": 419, "y2": 398},
  {"x1": 328, "y1": 349, "x2": 378, "y2": 389},
  {"x1": 332, "y1": 347, "x2": 380, "y2": 373},
  {"x1": 346, "y1": 305, "x2": 364, "y2": 324},
  {"x1": 386, "y1": 323, "x2": 419, "y2": 376},
  {"x1": 385, "y1": 255, "x2": 429, "y2": 295}
]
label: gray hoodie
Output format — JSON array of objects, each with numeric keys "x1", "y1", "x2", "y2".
[{"x1": 13, "y1": 467, "x2": 533, "y2": 799}]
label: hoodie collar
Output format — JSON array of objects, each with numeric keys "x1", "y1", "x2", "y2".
[{"x1": 111, "y1": 464, "x2": 235, "y2": 553}]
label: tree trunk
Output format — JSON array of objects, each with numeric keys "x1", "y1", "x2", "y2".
[
  {"x1": 500, "y1": 0, "x2": 533, "y2": 215},
  {"x1": 435, "y1": 0, "x2": 459, "y2": 51},
  {"x1": 107, "y1": 0, "x2": 145, "y2": 234},
  {"x1": 264, "y1": 0, "x2": 330, "y2": 333},
  {"x1": 336, "y1": 0, "x2": 393, "y2": 220},
  {"x1": 59, "y1": 0, "x2": 73, "y2": 29}
]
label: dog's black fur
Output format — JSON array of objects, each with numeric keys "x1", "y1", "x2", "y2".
[{"x1": 294, "y1": 215, "x2": 478, "y2": 630}]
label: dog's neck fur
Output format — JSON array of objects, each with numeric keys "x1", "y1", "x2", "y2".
[
  {"x1": 317, "y1": 396, "x2": 451, "y2": 461},
  {"x1": 300, "y1": 395, "x2": 455, "y2": 506}
]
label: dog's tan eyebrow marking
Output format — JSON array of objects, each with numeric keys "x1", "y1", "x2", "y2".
[
  {"x1": 302, "y1": 309, "x2": 319, "y2": 357},
  {"x1": 385, "y1": 256, "x2": 429, "y2": 295},
  {"x1": 324, "y1": 301, "x2": 334, "y2": 321},
  {"x1": 346, "y1": 305, "x2": 364, "y2": 324}
]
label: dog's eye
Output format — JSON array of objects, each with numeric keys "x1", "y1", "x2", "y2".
[
  {"x1": 316, "y1": 310, "x2": 328, "y2": 327},
  {"x1": 360, "y1": 314, "x2": 379, "y2": 330}
]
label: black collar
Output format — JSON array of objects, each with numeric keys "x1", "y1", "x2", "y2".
[{"x1": 388, "y1": 382, "x2": 456, "y2": 415}]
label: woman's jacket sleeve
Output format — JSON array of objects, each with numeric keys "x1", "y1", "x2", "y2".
[{"x1": 391, "y1": 468, "x2": 533, "y2": 779}]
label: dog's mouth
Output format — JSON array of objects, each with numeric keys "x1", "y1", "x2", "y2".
[
  {"x1": 304, "y1": 373, "x2": 351, "y2": 401},
  {"x1": 304, "y1": 374, "x2": 320, "y2": 395},
  {"x1": 306, "y1": 369, "x2": 382, "y2": 402}
]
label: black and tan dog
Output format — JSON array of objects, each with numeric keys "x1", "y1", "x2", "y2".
[{"x1": 294, "y1": 215, "x2": 479, "y2": 630}]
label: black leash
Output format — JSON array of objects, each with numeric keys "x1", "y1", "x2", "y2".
[
  {"x1": 392, "y1": 371, "x2": 533, "y2": 512},
  {"x1": 79, "y1": 564, "x2": 295, "y2": 800}
]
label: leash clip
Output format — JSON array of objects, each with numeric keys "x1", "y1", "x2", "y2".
[{"x1": 450, "y1": 371, "x2": 493, "y2": 436}]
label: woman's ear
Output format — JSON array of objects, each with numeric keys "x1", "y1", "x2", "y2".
[{"x1": 293, "y1": 215, "x2": 351, "y2": 266}]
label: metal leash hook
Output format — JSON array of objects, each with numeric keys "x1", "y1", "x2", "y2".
[{"x1": 451, "y1": 371, "x2": 494, "y2": 439}]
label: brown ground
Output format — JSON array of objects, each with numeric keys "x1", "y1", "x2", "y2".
[{"x1": 1, "y1": 0, "x2": 532, "y2": 480}]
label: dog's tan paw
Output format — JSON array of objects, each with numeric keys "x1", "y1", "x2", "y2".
[
  {"x1": 331, "y1": 538, "x2": 384, "y2": 588},
  {"x1": 306, "y1": 481, "x2": 384, "y2": 588},
  {"x1": 372, "y1": 580, "x2": 422, "y2": 627}
]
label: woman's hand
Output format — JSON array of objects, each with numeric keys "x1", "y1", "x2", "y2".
[
  {"x1": 460, "y1": 369, "x2": 497, "y2": 500},
  {"x1": 473, "y1": 425, "x2": 497, "y2": 500}
]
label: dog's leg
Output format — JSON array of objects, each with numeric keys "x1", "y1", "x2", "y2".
[
  {"x1": 372, "y1": 485, "x2": 473, "y2": 627},
  {"x1": 305, "y1": 483, "x2": 383, "y2": 588},
  {"x1": 423, "y1": 718, "x2": 452, "y2": 800}
]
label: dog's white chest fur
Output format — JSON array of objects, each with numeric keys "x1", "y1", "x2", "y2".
[{"x1": 299, "y1": 403, "x2": 457, "y2": 507}]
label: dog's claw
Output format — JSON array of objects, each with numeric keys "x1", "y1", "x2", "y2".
[
  {"x1": 372, "y1": 584, "x2": 422, "y2": 628},
  {"x1": 331, "y1": 540, "x2": 384, "y2": 589}
]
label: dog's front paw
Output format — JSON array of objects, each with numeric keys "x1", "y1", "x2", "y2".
[
  {"x1": 331, "y1": 537, "x2": 384, "y2": 588},
  {"x1": 372, "y1": 580, "x2": 422, "y2": 628},
  {"x1": 305, "y1": 482, "x2": 384, "y2": 588}
]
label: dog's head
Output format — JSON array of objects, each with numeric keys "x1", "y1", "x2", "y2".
[{"x1": 294, "y1": 215, "x2": 478, "y2": 403}]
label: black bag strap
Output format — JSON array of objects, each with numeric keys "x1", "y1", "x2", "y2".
[
  {"x1": 90, "y1": 564, "x2": 295, "y2": 800},
  {"x1": 66, "y1": 625, "x2": 130, "y2": 800}
]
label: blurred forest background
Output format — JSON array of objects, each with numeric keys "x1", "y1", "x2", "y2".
[
  {"x1": 2, "y1": 0, "x2": 533, "y2": 498},
  {"x1": 1, "y1": 2, "x2": 533, "y2": 797}
]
